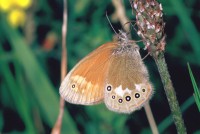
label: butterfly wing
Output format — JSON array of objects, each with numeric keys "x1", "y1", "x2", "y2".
[
  {"x1": 104, "y1": 45, "x2": 153, "y2": 113},
  {"x1": 60, "y1": 42, "x2": 117, "y2": 105}
]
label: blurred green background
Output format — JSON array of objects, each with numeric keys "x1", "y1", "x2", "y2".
[{"x1": 0, "y1": 0, "x2": 200, "y2": 133}]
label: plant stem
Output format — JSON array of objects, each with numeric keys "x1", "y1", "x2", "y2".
[
  {"x1": 144, "y1": 103, "x2": 159, "y2": 134},
  {"x1": 51, "y1": 0, "x2": 68, "y2": 133},
  {"x1": 153, "y1": 52, "x2": 186, "y2": 134},
  {"x1": 129, "y1": 0, "x2": 187, "y2": 132}
]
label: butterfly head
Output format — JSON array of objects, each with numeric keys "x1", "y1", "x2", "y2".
[{"x1": 113, "y1": 30, "x2": 139, "y2": 55}]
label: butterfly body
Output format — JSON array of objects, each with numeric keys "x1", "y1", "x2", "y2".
[{"x1": 60, "y1": 31, "x2": 153, "y2": 114}]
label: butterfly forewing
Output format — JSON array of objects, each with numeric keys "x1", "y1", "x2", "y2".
[
  {"x1": 60, "y1": 43, "x2": 117, "y2": 105},
  {"x1": 104, "y1": 44, "x2": 153, "y2": 113}
]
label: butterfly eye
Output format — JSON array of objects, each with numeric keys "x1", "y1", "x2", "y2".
[
  {"x1": 112, "y1": 95, "x2": 115, "y2": 99},
  {"x1": 118, "y1": 99, "x2": 123, "y2": 103},
  {"x1": 142, "y1": 89, "x2": 145, "y2": 92},
  {"x1": 72, "y1": 84, "x2": 76, "y2": 88},
  {"x1": 125, "y1": 96, "x2": 131, "y2": 101},
  {"x1": 135, "y1": 93, "x2": 140, "y2": 98},
  {"x1": 106, "y1": 85, "x2": 112, "y2": 91}
]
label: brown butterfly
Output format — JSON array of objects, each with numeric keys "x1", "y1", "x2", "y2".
[{"x1": 59, "y1": 30, "x2": 153, "y2": 114}]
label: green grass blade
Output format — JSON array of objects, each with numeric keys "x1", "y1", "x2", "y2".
[
  {"x1": 193, "y1": 94, "x2": 200, "y2": 112},
  {"x1": 187, "y1": 63, "x2": 200, "y2": 112},
  {"x1": 0, "y1": 46, "x2": 36, "y2": 134}
]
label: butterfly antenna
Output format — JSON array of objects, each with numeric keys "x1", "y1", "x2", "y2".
[{"x1": 106, "y1": 12, "x2": 118, "y2": 35}]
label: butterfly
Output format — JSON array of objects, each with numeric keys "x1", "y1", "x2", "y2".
[{"x1": 59, "y1": 30, "x2": 153, "y2": 114}]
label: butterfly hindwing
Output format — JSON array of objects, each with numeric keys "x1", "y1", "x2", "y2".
[{"x1": 104, "y1": 44, "x2": 153, "y2": 113}]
